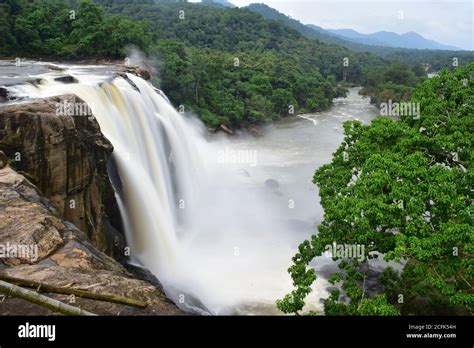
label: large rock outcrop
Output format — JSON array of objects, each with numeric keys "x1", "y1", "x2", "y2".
[
  {"x1": 0, "y1": 95, "x2": 122, "y2": 255},
  {"x1": 0, "y1": 166, "x2": 180, "y2": 315}
]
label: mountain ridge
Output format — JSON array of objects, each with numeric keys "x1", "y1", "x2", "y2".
[
  {"x1": 325, "y1": 28, "x2": 462, "y2": 50},
  {"x1": 246, "y1": 3, "x2": 465, "y2": 52}
]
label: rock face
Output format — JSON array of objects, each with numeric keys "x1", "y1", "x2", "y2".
[
  {"x1": 0, "y1": 95, "x2": 122, "y2": 254},
  {"x1": 0, "y1": 151, "x2": 7, "y2": 169},
  {"x1": 119, "y1": 65, "x2": 152, "y2": 80},
  {"x1": 0, "y1": 166, "x2": 181, "y2": 315},
  {"x1": 0, "y1": 88, "x2": 10, "y2": 103},
  {"x1": 219, "y1": 124, "x2": 234, "y2": 135}
]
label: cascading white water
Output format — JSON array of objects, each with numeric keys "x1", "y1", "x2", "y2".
[{"x1": 7, "y1": 67, "x2": 333, "y2": 314}]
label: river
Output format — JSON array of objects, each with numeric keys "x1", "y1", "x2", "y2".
[{"x1": 204, "y1": 88, "x2": 380, "y2": 314}]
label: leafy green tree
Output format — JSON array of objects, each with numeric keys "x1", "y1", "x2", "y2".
[
  {"x1": 102, "y1": 15, "x2": 151, "y2": 56},
  {"x1": 0, "y1": 3, "x2": 18, "y2": 54},
  {"x1": 247, "y1": 94, "x2": 272, "y2": 123},
  {"x1": 271, "y1": 88, "x2": 295, "y2": 116},
  {"x1": 278, "y1": 63, "x2": 474, "y2": 316},
  {"x1": 412, "y1": 63, "x2": 426, "y2": 77},
  {"x1": 14, "y1": 16, "x2": 42, "y2": 53},
  {"x1": 69, "y1": 0, "x2": 107, "y2": 56}
]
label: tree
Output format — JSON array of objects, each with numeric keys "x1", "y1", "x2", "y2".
[
  {"x1": 247, "y1": 94, "x2": 272, "y2": 123},
  {"x1": 14, "y1": 16, "x2": 41, "y2": 53},
  {"x1": 69, "y1": 0, "x2": 107, "y2": 56},
  {"x1": 277, "y1": 63, "x2": 474, "y2": 316},
  {"x1": 102, "y1": 15, "x2": 151, "y2": 57},
  {"x1": 0, "y1": 3, "x2": 17, "y2": 54},
  {"x1": 384, "y1": 61, "x2": 417, "y2": 85},
  {"x1": 271, "y1": 88, "x2": 294, "y2": 116}
]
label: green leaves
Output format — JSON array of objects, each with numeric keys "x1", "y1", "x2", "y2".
[
  {"x1": 356, "y1": 295, "x2": 400, "y2": 316},
  {"x1": 278, "y1": 63, "x2": 474, "y2": 316},
  {"x1": 5, "y1": 0, "x2": 152, "y2": 58}
]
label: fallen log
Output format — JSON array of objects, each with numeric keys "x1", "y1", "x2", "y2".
[
  {"x1": 0, "y1": 280, "x2": 96, "y2": 316},
  {"x1": 0, "y1": 274, "x2": 148, "y2": 309}
]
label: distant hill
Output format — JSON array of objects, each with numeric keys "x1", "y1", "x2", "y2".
[
  {"x1": 326, "y1": 28, "x2": 461, "y2": 51},
  {"x1": 246, "y1": 4, "x2": 355, "y2": 48},
  {"x1": 246, "y1": 3, "x2": 413, "y2": 54},
  {"x1": 248, "y1": 4, "x2": 462, "y2": 52}
]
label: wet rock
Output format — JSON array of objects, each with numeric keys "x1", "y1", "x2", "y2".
[
  {"x1": 125, "y1": 263, "x2": 163, "y2": 289},
  {"x1": 54, "y1": 75, "x2": 78, "y2": 84},
  {"x1": 119, "y1": 65, "x2": 153, "y2": 81},
  {"x1": 220, "y1": 124, "x2": 234, "y2": 135},
  {"x1": 166, "y1": 285, "x2": 212, "y2": 315},
  {"x1": 117, "y1": 72, "x2": 140, "y2": 91},
  {"x1": 47, "y1": 64, "x2": 65, "y2": 71},
  {"x1": 0, "y1": 87, "x2": 9, "y2": 102},
  {"x1": 248, "y1": 124, "x2": 263, "y2": 137},
  {"x1": 0, "y1": 167, "x2": 181, "y2": 315},
  {"x1": 265, "y1": 179, "x2": 280, "y2": 189},
  {"x1": 136, "y1": 68, "x2": 151, "y2": 81},
  {"x1": 0, "y1": 150, "x2": 7, "y2": 169},
  {"x1": 0, "y1": 95, "x2": 122, "y2": 254}
]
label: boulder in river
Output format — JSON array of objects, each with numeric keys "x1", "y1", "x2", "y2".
[
  {"x1": 248, "y1": 124, "x2": 263, "y2": 137},
  {"x1": 219, "y1": 124, "x2": 234, "y2": 135},
  {"x1": 0, "y1": 87, "x2": 9, "y2": 102},
  {"x1": 265, "y1": 179, "x2": 280, "y2": 189},
  {"x1": 54, "y1": 75, "x2": 78, "y2": 84},
  {"x1": 47, "y1": 63, "x2": 65, "y2": 71},
  {"x1": 119, "y1": 65, "x2": 152, "y2": 81}
]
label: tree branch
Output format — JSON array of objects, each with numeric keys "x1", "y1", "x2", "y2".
[
  {"x1": 0, "y1": 274, "x2": 148, "y2": 309},
  {"x1": 0, "y1": 280, "x2": 96, "y2": 316}
]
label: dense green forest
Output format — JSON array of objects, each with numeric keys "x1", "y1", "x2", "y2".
[
  {"x1": 277, "y1": 63, "x2": 474, "y2": 315},
  {"x1": 0, "y1": 0, "x2": 443, "y2": 128},
  {"x1": 0, "y1": 0, "x2": 151, "y2": 57}
]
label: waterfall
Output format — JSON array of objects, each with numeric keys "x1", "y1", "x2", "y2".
[
  {"x1": 7, "y1": 68, "x2": 329, "y2": 314},
  {"x1": 51, "y1": 74, "x2": 212, "y2": 311},
  {"x1": 69, "y1": 76, "x2": 201, "y2": 273}
]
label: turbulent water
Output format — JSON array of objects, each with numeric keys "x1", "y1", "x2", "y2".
[{"x1": 2, "y1": 62, "x2": 379, "y2": 315}]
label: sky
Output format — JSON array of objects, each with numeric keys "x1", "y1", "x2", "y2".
[{"x1": 197, "y1": 0, "x2": 474, "y2": 50}]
